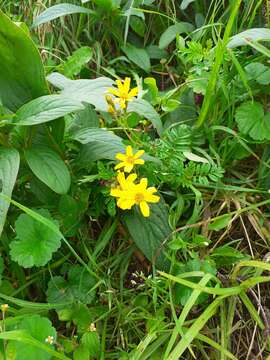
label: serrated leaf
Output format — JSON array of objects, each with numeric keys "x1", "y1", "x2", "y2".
[
  {"x1": 0, "y1": 10, "x2": 47, "y2": 111},
  {"x1": 0, "y1": 148, "x2": 20, "y2": 237},
  {"x1": 47, "y1": 265, "x2": 96, "y2": 304},
  {"x1": 159, "y1": 22, "x2": 194, "y2": 49},
  {"x1": 25, "y1": 146, "x2": 71, "y2": 194},
  {"x1": 235, "y1": 101, "x2": 270, "y2": 141},
  {"x1": 47, "y1": 73, "x2": 113, "y2": 112},
  {"x1": 127, "y1": 99, "x2": 163, "y2": 135},
  {"x1": 227, "y1": 28, "x2": 270, "y2": 48},
  {"x1": 123, "y1": 201, "x2": 170, "y2": 269},
  {"x1": 15, "y1": 95, "x2": 84, "y2": 126},
  {"x1": 208, "y1": 214, "x2": 232, "y2": 231},
  {"x1": 32, "y1": 4, "x2": 95, "y2": 28},
  {"x1": 122, "y1": 44, "x2": 151, "y2": 72},
  {"x1": 63, "y1": 46, "x2": 93, "y2": 77},
  {"x1": 15, "y1": 315, "x2": 57, "y2": 360},
  {"x1": 81, "y1": 332, "x2": 100, "y2": 357},
  {"x1": 10, "y1": 209, "x2": 62, "y2": 268},
  {"x1": 245, "y1": 62, "x2": 270, "y2": 85}
]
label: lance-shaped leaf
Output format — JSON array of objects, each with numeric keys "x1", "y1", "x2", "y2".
[
  {"x1": 0, "y1": 10, "x2": 48, "y2": 111},
  {"x1": 0, "y1": 148, "x2": 20, "y2": 236}
]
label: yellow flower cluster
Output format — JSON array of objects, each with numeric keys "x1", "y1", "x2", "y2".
[
  {"x1": 110, "y1": 146, "x2": 160, "y2": 217},
  {"x1": 106, "y1": 77, "x2": 138, "y2": 113}
]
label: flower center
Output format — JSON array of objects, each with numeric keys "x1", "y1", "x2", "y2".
[
  {"x1": 134, "y1": 192, "x2": 145, "y2": 203},
  {"x1": 126, "y1": 155, "x2": 134, "y2": 164}
]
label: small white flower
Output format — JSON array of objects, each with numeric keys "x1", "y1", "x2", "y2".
[
  {"x1": 89, "y1": 323, "x2": 96, "y2": 332},
  {"x1": 130, "y1": 280, "x2": 137, "y2": 285},
  {"x1": 45, "y1": 336, "x2": 54, "y2": 345},
  {"x1": 1, "y1": 304, "x2": 9, "y2": 313}
]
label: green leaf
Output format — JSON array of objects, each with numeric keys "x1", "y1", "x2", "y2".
[
  {"x1": 227, "y1": 28, "x2": 270, "y2": 48},
  {"x1": 245, "y1": 62, "x2": 270, "y2": 85},
  {"x1": 73, "y1": 128, "x2": 125, "y2": 161},
  {"x1": 122, "y1": 44, "x2": 151, "y2": 72},
  {"x1": 47, "y1": 73, "x2": 113, "y2": 112},
  {"x1": 10, "y1": 209, "x2": 62, "y2": 268},
  {"x1": 159, "y1": 22, "x2": 194, "y2": 49},
  {"x1": 25, "y1": 146, "x2": 71, "y2": 194},
  {"x1": 127, "y1": 99, "x2": 163, "y2": 135},
  {"x1": 32, "y1": 3, "x2": 95, "y2": 28},
  {"x1": 15, "y1": 95, "x2": 84, "y2": 126},
  {"x1": 15, "y1": 315, "x2": 57, "y2": 360},
  {"x1": 74, "y1": 345, "x2": 90, "y2": 360},
  {"x1": 210, "y1": 245, "x2": 249, "y2": 267},
  {"x1": 81, "y1": 332, "x2": 100, "y2": 357},
  {"x1": 63, "y1": 46, "x2": 93, "y2": 78},
  {"x1": 180, "y1": 0, "x2": 195, "y2": 10},
  {"x1": 47, "y1": 265, "x2": 96, "y2": 304},
  {"x1": 0, "y1": 10, "x2": 47, "y2": 111},
  {"x1": 0, "y1": 148, "x2": 20, "y2": 237},
  {"x1": 208, "y1": 214, "x2": 232, "y2": 231},
  {"x1": 123, "y1": 201, "x2": 171, "y2": 269},
  {"x1": 235, "y1": 101, "x2": 270, "y2": 141}
]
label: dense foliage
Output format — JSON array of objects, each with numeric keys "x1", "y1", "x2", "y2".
[{"x1": 1, "y1": 0, "x2": 270, "y2": 359}]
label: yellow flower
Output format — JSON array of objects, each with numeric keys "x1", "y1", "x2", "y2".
[
  {"x1": 1, "y1": 304, "x2": 8, "y2": 313},
  {"x1": 105, "y1": 95, "x2": 116, "y2": 114},
  {"x1": 108, "y1": 77, "x2": 138, "y2": 109},
  {"x1": 110, "y1": 172, "x2": 137, "y2": 209},
  {"x1": 115, "y1": 145, "x2": 144, "y2": 173},
  {"x1": 111, "y1": 176, "x2": 160, "y2": 217}
]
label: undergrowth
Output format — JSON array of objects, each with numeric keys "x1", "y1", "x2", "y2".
[{"x1": 0, "y1": 0, "x2": 270, "y2": 359}]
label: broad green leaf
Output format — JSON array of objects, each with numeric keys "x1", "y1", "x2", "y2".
[
  {"x1": 15, "y1": 95, "x2": 84, "y2": 126},
  {"x1": 159, "y1": 22, "x2": 194, "y2": 49},
  {"x1": 235, "y1": 101, "x2": 270, "y2": 141},
  {"x1": 146, "y1": 45, "x2": 168, "y2": 59},
  {"x1": 0, "y1": 10, "x2": 47, "y2": 111},
  {"x1": 0, "y1": 148, "x2": 20, "y2": 236},
  {"x1": 47, "y1": 73, "x2": 113, "y2": 111},
  {"x1": 74, "y1": 346, "x2": 89, "y2": 360},
  {"x1": 227, "y1": 28, "x2": 270, "y2": 48},
  {"x1": 123, "y1": 201, "x2": 171, "y2": 269},
  {"x1": 81, "y1": 332, "x2": 100, "y2": 357},
  {"x1": 73, "y1": 128, "x2": 125, "y2": 161},
  {"x1": 15, "y1": 315, "x2": 57, "y2": 360},
  {"x1": 210, "y1": 245, "x2": 249, "y2": 267},
  {"x1": 208, "y1": 214, "x2": 232, "y2": 231},
  {"x1": 25, "y1": 146, "x2": 71, "y2": 194},
  {"x1": 127, "y1": 99, "x2": 163, "y2": 135},
  {"x1": 10, "y1": 209, "x2": 62, "y2": 268},
  {"x1": 66, "y1": 104, "x2": 99, "y2": 136},
  {"x1": 46, "y1": 265, "x2": 96, "y2": 304},
  {"x1": 180, "y1": 0, "x2": 195, "y2": 10},
  {"x1": 245, "y1": 62, "x2": 270, "y2": 85},
  {"x1": 122, "y1": 44, "x2": 151, "y2": 72},
  {"x1": 63, "y1": 46, "x2": 93, "y2": 78},
  {"x1": 32, "y1": 3, "x2": 95, "y2": 28}
]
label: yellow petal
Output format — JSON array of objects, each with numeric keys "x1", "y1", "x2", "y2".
[
  {"x1": 110, "y1": 188, "x2": 124, "y2": 197},
  {"x1": 124, "y1": 164, "x2": 134, "y2": 173},
  {"x1": 126, "y1": 173, "x2": 137, "y2": 182},
  {"x1": 128, "y1": 87, "x2": 138, "y2": 98},
  {"x1": 134, "y1": 149, "x2": 144, "y2": 159},
  {"x1": 118, "y1": 198, "x2": 135, "y2": 210},
  {"x1": 139, "y1": 201, "x2": 150, "y2": 217},
  {"x1": 138, "y1": 178, "x2": 148, "y2": 190},
  {"x1": 146, "y1": 194, "x2": 160, "y2": 203},
  {"x1": 123, "y1": 77, "x2": 131, "y2": 93},
  {"x1": 116, "y1": 79, "x2": 124, "y2": 92},
  {"x1": 146, "y1": 186, "x2": 158, "y2": 194},
  {"x1": 126, "y1": 145, "x2": 133, "y2": 156},
  {"x1": 119, "y1": 98, "x2": 126, "y2": 109},
  {"x1": 115, "y1": 153, "x2": 126, "y2": 161},
  {"x1": 134, "y1": 159, "x2": 144, "y2": 165},
  {"x1": 114, "y1": 163, "x2": 125, "y2": 170},
  {"x1": 108, "y1": 88, "x2": 120, "y2": 97}
]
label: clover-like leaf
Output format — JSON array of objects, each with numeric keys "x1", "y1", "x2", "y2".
[
  {"x1": 14, "y1": 315, "x2": 57, "y2": 360},
  {"x1": 47, "y1": 265, "x2": 96, "y2": 304},
  {"x1": 10, "y1": 209, "x2": 62, "y2": 268},
  {"x1": 235, "y1": 101, "x2": 270, "y2": 141}
]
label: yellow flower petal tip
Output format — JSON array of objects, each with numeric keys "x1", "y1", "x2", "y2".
[
  {"x1": 115, "y1": 146, "x2": 145, "y2": 173},
  {"x1": 110, "y1": 171, "x2": 160, "y2": 217},
  {"x1": 107, "y1": 77, "x2": 138, "y2": 111}
]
